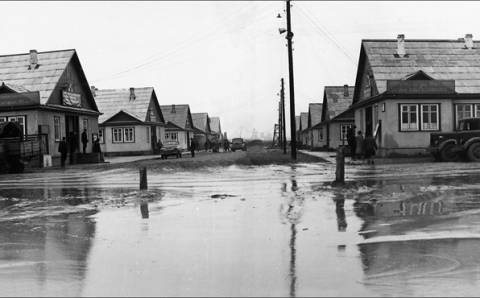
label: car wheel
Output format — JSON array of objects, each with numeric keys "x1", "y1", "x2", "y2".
[
  {"x1": 440, "y1": 143, "x2": 460, "y2": 162},
  {"x1": 232, "y1": 149, "x2": 236, "y2": 152},
  {"x1": 467, "y1": 142, "x2": 480, "y2": 162}
]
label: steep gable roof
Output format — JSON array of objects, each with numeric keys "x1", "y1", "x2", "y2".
[
  {"x1": 95, "y1": 87, "x2": 162, "y2": 124},
  {"x1": 192, "y1": 112, "x2": 211, "y2": 133},
  {"x1": 0, "y1": 49, "x2": 97, "y2": 108},
  {"x1": 160, "y1": 104, "x2": 192, "y2": 130},
  {"x1": 210, "y1": 117, "x2": 221, "y2": 134},
  {"x1": 354, "y1": 38, "x2": 480, "y2": 102},
  {"x1": 308, "y1": 103, "x2": 323, "y2": 128},
  {"x1": 300, "y1": 112, "x2": 308, "y2": 131},
  {"x1": 323, "y1": 86, "x2": 354, "y2": 121}
]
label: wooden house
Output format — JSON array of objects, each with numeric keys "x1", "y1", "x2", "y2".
[
  {"x1": 350, "y1": 34, "x2": 480, "y2": 157},
  {"x1": 307, "y1": 103, "x2": 323, "y2": 149},
  {"x1": 0, "y1": 49, "x2": 101, "y2": 166},
  {"x1": 311, "y1": 85, "x2": 355, "y2": 149},
  {"x1": 191, "y1": 112, "x2": 211, "y2": 150},
  {"x1": 299, "y1": 112, "x2": 309, "y2": 148},
  {"x1": 209, "y1": 117, "x2": 223, "y2": 142},
  {"x1": 295, "y1": 115, "x2": 301, "y2": 144},
  {"x1": 94, "y1": 87, "x2": 165, "y2": 156},
  {"x1": 160, "y1": 104, "x2": 195, "y2": 150}
]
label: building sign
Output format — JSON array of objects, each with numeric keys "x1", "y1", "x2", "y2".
[{"x1": 62, "y1": 91, "x2": 81, "y2": 107}]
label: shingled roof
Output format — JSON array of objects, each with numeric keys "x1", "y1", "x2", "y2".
[
  {"x1": 210, "y1": 117, "x2": 221, "y2": 134},
  {"x1": 308, "y1": 103, "x2": 323, "y2": 128},
  {"x1": 354, "y1": 37, "x2": 480, "y2": 102},
  {"x1": 300, "y1": 112, "x2": 308, "y2": 132},
  {"x1": 323, "y1": 86, "x2": 354, "y2": 121},
  {"x1": 192, "y1": 112, "x2": 210, "y2": 134},
  {"x1": 160, "y1": 104, "x2": 193, "y2": 130},
  {"x1": 0, "y1": 49, "x2": 96, "y2": 106},
  {"x1": 95, "y1": 87, "x2": 162, "y2": 123}
]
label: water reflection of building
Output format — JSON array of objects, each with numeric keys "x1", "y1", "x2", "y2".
[{"x1": 0, "y1": 186, "x2": 97, "y2": 296}]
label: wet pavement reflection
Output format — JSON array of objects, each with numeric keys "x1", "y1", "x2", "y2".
[{"x1": 1, "y1": 161, "x2": 480, "y2": 296}]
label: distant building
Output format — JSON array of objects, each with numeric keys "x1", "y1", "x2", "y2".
[
  {"x1": 0, "y1": 49, "x2": 101, "y2": 166},
  {"x1": 94, "y1": 87, "x2": 165, "y2": 156},
  {"x1": 160, "y1": 104, "x2": 195, "y2": 150},
  {"x1": 307, "y1": 103, "x2": 323, "y2": 149},
  {"x1": 311, "y1": 85, "x2": 354, "y2": 149},
  {"x1": 350, "y1": 34, "x2": 480, "y2": 157},
  {"x1": 299, "y1": 112, "x2": 309, "y2": 147},
  {"x1": 209, "y1": 116, "x2": 223, "y2": 142},
  {"x1": 295, "y1": 115, "x2": 301, "y2": 144},
  {"x1": 191, "y1": 112, "x2": 211, "y2": 150}
]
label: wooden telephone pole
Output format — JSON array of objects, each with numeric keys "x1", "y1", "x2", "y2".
[
  {"x1": 280, "y1": 78, "x2": 287, "y2": 154},
  {"x1": 286, "y1": 0, "x2": 297, "y2": 160}
]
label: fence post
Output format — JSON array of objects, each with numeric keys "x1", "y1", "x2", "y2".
[
  {"x1": 139, "y1": 167, "x2": 148, "y2": 190},
  {"x1": 334, "y1": 147, "x2": 345, "y2": 185}
]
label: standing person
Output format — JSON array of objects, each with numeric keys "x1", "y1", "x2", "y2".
[
  {"x1": 81, "y1": 129, "x2": 88, "y2": 154},
  {"x1": 346, "y1": 125, "x2": 356, "y2": 160},
  {"x1": 355, "y1": 130, "x2": 364, "y2": 161},
  {"x1": 92, "y1": 135, "x2": 101, "y2": 153},
  {"x1": 190, "y1": 138, "x2": 196, "y2": 158},
  {"x1": 364, "y1": 132, "x2": 378, "y2": 164},
  {"x1": 68, "y1": 132, "x2": 77, "y2": 165},
  {"x1": 58, "y1": 137, "x2": 68, "y2": 168}
]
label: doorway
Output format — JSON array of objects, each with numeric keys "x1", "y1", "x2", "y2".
[
  {"x1": 65, "y1": 115, "x2": 79, "y2": 151},
  {"x1": 365, "y1": 106, "x2": 373, "y2": 136},
  {"x1": 150, "y1": 126, "x2": 157, "y2": 151}
]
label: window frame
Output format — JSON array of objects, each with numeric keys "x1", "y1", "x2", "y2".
[
  {"x1": 99, "y1": 128, "x2": 105, "y2": 144},
  {"x1": 146, "y1": 127, "x2": 150, "y2": 143},
  {"x1": 455, "y1": 103, "x2": 476, "y2": 130},
  {"x1": 420, "y1": 104, "x2": 440, "y2": 131},
  {"x1": 112, "y1": 127, "x2": 123, "y2": 143},
  {"x1": 7, "y1": 115, "x2": 27, "y2": 136},
  {"x1": 340, "y1": 124, "x2": 353, "y2": 141},
  {"x1": 399, "y1": 104, "x2": 419, "y2": 131},
  {"x1": 54, "y1": 116, "x2": 61, "y2": 141},
  {"x1": 123, "y1": 127, "x2": 135, "y2": 143}
]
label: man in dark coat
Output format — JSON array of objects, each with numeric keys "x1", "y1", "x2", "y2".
[
  {"x1": 346, "y1": 125, "x2": 356, "y2": 160},
  {"x1": 58, "y1": 137, "x2": 68, "y2": 168},
  {"x1": 81, "y1": 129, "x2": 88, "y2": 154},
  {"x1": 190, "y1": 138, "x2": 196, "y2": 158},
  {"x1": 363, "y1": 132, "x2": 378, "y2": 164}
]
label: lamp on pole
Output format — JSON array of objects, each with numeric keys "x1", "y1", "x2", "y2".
[{"x1": 279, "y1": 0, "x2": 297, "y2": 160}]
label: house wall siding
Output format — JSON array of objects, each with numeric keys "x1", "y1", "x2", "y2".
[
  {"x1": 329, "y1": 122, "x2": 354, "y2": 149},
  {"x1": 311, "y1": 126, "x2": 327, "y2": 149},
  {"x1": 101, "y1": 124, "x2": 151, "y2": 155}
]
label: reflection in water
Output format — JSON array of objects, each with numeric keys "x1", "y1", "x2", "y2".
[
  {"x1": 335, "y1": 195, "x2": 347, "y2": 232},
  {"x1": 140, "y1": 201, "x2": 149, "y2": 219}
]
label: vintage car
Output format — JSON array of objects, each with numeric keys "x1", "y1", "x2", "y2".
[
  {"x1": 428, "y1": 118, "x2": 480, "y2": 162},
  {"x1": 231, "y1": 138, "x2": 247, "y2": 152},
  {"x1": 159, "y1": 141, "x2": 182, "y2": 159}
]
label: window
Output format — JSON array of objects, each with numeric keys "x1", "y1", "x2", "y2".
[
  {"x1": 400, "y1": 104, "x2": 418, "y2": 131},
  {"x1": 456, "y1": 104, "x2": 474, "y2": 129},
  {"x1": 124, "y1": 128, "x2": 134, "y2": 143},
  {"x1": 112, "y1": 128, "x2": 123, "y2": 143},
  {"x1": 7, "y1": 116, "x2": 26, "y2": 136},
  {"x1": 340, "y1": 124, "x2": 352, "y2": 140},
  {"x1": 421, "y1": 104, "x2": 439, "y2": 131},
  {"x1": 0, "y1": 117, "x2": 6, "y2": 123},
  {"x1": 99, "y1": 129, "x2": 104, "y2": 144},
  {"x1": 54, "y1": 116, "x2": 61, "y2": 141},
  {"x1": 82, "y1": 118, "x2": 88, "y2": 131},
  {"x1": 146, "y1": 127, "x2": 150, "y2": 143},
  {"x1": 165, "y1": 132, "x2": 178, "y2": 141}
]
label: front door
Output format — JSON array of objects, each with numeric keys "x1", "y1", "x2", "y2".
[
  {"x1": 65, "y1": 115, "x2": 79, "y2": 151},
  {"x1": 365, "y1": 106, "x2": 373, "y2": 137},
  {"x1": 151, "y1": 126, "x2": 157, "y2": 151}
]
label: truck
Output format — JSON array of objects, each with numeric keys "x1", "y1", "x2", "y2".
[{"x1": 428, "y1": 118, "x2": 480, "y2": 162}]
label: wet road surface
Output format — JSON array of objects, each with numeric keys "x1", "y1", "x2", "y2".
[{"x1": 1, "y1": 161, "x2": 480, "y2": 296}]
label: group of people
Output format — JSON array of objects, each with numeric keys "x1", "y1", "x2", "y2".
[
  {"x1": 58, "y1": 129, "x2": 101, "y2": 167},
  {"x1": 346, "y1": 125, "x2": 377, "y2": 164}
]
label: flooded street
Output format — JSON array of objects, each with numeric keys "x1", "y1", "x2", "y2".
[{"x1": 2, "y1": 160, "x2": 480, "y2": 296}]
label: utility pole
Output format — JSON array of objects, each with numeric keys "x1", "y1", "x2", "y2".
[
  {"x1": 286, "y1": 0, "x2": 297, "y2": 160},
  {"x1": 280, "y1": 78, "x2": 287, "y2": 154},
  {"x1": 278, "y1": 101, "x2": 283, "y2": 147}
]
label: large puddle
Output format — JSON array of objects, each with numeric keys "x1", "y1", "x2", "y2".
[{"x1": 1, "y1": 161, "x2": 480, "y2": 296}]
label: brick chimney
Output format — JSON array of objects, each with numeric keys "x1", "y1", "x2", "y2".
[
  {"x1": 396, "y1": 34, "x2": 406, "y2": 57},
  {"x1": 465, "y1": 34, "x2": 474, "y2": 49},
  {"x1": 129, "y1": 87, "x2": 135, "y2": 101},
  {"x1": 171, "y1": 104, "x2": 176, "y2": 113},
  {"x1": 29, "y1": 49, "x2": 38, "y2": 69},
  {"x1": 90, "y1": 86, "x2": 96, "y2": 97},
  {"x1": 343, "y1": 84, "x2": 349, "y2": 97}
]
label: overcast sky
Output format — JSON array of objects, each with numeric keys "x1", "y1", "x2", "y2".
[{"x1": 1, "y1": 1, "x2": 480, "y2": 139}]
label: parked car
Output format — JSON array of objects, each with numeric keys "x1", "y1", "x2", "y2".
[
  {"x1": 231, "y1": 138, "x2": 247, "y2": 152},
  {"x1": 159, "y1": 141, "x2": 182, "y2": 159},
  {"x1": 428, "y1": 118, "x2": 480, "y2": 162}
]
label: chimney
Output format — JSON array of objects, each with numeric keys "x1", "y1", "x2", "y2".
[
  {"x1": 29, "y1": 49, "x2": 38, "y2": 69},
  {"x1": 129, "y1": 87, "x2": 135, "y2": 101},
  {"x1": 90, "y1": 86, "x2": 96, "y2": 97},
  {"x1": 171, "y1": 104, "x2": 176, "y2": 113},
  {"x1": 343, "y1": 84, "x2": 349, "y2": 97},
  {"x1": 396, "y1": 34, "x2": 406, "y2": 57},
  {"x1": 465, "y1": 34, "x2": 474, "y2": 49}
]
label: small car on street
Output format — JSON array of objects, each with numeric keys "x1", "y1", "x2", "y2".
[
  {"x1": 231, "y1": 138, "x2": 247, "y2": 152},
  {"x1": 159, "y1": 141, "x2": 182, "y2": 159}
]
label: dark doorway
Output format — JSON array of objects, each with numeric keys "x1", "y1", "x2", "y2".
[
  {"x1": 150, "y1": 126, "x2": 157, "y2": 151},
  {"x1": 365, "y1": 106, "x2": 373, "y2": 136},
  {"x1": 65, "y1": 115, "x2": 79, "y2": 151}
]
